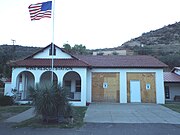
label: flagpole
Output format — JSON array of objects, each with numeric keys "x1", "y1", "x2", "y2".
[{"x1": 51, "y1": 0, "x2": 55, "y2": 83}]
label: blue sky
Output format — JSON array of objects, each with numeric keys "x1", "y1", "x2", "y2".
[{"x1": 1, "y1": 0, "x2": 180, "y2": 49}]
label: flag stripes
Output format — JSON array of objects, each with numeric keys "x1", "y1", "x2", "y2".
[{"x1": 28, "y1": 1, "x2": 52, "y2": 21}]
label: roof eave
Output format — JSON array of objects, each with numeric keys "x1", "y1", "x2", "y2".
[{"x1": 91, "y1": 66, "x2": 167, "y2": 68}]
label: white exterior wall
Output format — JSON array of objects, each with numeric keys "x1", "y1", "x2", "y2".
[
  {"x1": 11, "y1": 67, "x2": 87, "y2": 106},
  {"x1": 90, "y1": 68, "x2": 165, "y2": 104},
  {"x1": 155, "y1": 69, "x2": 165, "y2": 104},
  {"x1": 33, "y1": 47, "x2": 72, "y2": 59},
  {"x1": 120, "y1": 70, "x2": 127, "y2": 103},
  {"x1": 10, "y1": 65, "x2": 165, "y2": 105}
]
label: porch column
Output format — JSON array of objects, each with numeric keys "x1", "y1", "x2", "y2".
[
  {"x1": 11, "y1": 69, "x2": 19, "y2": 89},
  {"x1": 80, "y1": 69, "x2": 87, "y2": 106},
  {"x1": 34, "y1": 71, "x2": 41, "y2": 85},
  {"x1": 57, "y1": 72, "x2": 64, "y2": 87},
  {"x1": 21, "y1": 73, "x2": 26, "y2": 99}
]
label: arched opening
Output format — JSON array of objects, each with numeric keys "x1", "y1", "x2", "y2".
[
  {"x1": 40, "y1": 71, "x2": 58, "y2": 87},
  {"x1": 16, "y1": 71, "x2": 35, "y2": 100},
  {"x1": 63, "y1": 71, "x2": 81, "y2": 101}
]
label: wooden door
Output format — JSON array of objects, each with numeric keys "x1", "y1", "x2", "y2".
[{"x1": 92, "y1": 73, "x2": 120, "y2": 102}]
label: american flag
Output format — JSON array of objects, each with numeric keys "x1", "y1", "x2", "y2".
[{"x1": 28, "y1": 1, "x2": 52, "y2": 21}]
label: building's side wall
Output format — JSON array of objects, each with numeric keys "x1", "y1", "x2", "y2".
[
  {"x1": 164, "y1": 83, "x2": 180, "y2": 101},
  {"x1": 33, "y1": 47, "x2": 72, "y2": 59}
]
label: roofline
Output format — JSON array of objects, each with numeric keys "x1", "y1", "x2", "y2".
[
  {"x1": 164, "y1": 81, "x2": 180, "y2": 83},
  {"x1": 24, "y1": 43, "x2": 77, "y2": 60},
  {"x1": 11, "y1": 65, "x2": 166, "y2": 69},
  {"x1": 90, "y1": 66, "x2": 167, "y2": 68},
  {"x1": 12, "y1": 65, "x2": 90, "y2": 68},
  {"x1": 171, "y1": 67, "x2": 180, "y2": 73}
]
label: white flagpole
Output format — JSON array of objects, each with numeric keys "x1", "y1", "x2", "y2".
[{"x1": 51, "y1": 0, "x2": 55, "y2": 83}]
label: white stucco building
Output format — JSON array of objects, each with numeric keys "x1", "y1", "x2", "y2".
[{"x1": 4, "y1": 44, "x2": 167, "y2": 106}]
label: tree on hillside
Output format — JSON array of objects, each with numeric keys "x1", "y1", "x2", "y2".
[
  {"x1": 63, "y1": 43, "x2": 90, "y2": 55},
  {"x1": 63, "y1": 43, "x2": 71, "y2": 51},
  {"x1": 72, "y1": 44, "x2": 87, "y2": 54}
]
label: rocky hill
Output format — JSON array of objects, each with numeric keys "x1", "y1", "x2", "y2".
[
  {"x1": 122, "y1": 22, "x2": 180, "y2": 47},
  {"x1": 121, "y1": 22, "x2": 180, "y2": 69}
]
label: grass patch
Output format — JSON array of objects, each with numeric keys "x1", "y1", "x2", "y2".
[
  {"x1": 163, "y1": 103, "x2": 180, "y2": 113},
  {"x1": 0, "y1": 105, "x2": 32, "y2": 121},
  {"x1": 15, "y1": 107, "x2": 87, "y2": 128}
]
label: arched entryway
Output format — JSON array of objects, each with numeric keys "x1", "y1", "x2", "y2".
[
  {"x1": 63, "y1": 71, "x2": 81, "y2": 101},
  {"x1": 40, "y1": 71, "x2": 58, "y2": 86},
  {"x1": 16, "y1": 71, "x2": 35, "y2": 100}
]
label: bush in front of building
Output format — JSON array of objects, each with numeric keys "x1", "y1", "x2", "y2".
[
  {"x1": 29, "y1": 84, "x2": 73, "y2": 123},
  {"x1": 0, "y1": 95, "x2": 14, "y2": 106}
]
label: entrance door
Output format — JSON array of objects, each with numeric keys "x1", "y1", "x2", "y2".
[{"x1": 130, "y1": 80, "x2": 141, "y2": 102}]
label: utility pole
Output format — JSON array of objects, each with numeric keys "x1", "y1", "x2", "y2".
[
  {"x1": 11, "y1": 39, "x2": 16, "y2": 45},
  {"x1": 11, "y1": 39, "x2": 16, "y2": 60}
]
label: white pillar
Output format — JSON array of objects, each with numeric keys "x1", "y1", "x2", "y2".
[
  {"x1": 34, "y1": 71, "x2": 41, "y2": 85},
  {"x1": 156, "y1": 69, "x2": 165, "y2": 104},
  {"x1": 11, "y1": 68, "x2": 18, "y2": 90},
  {"x1": 81, "y1": 69, "x2": 87, "y2": 106},
  {"x1": 120, "y1": 70, "x2": 127, "y2": 103},
  {"x1": 86, "y1": 69, "x2": 92, "y2": 103},
  {"x1": 21, "y1": 73, "x2": 26, "y2": 99},
  {"x1": 56, "y1": 70, "x2": 67, "y2": 87}
]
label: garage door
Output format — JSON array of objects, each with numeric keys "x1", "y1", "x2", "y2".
[{"x1": 92, "y1": 73, "x2": 120, "y2": 102}]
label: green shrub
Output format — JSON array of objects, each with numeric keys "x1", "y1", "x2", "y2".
[
  {"x1": 0, "y1": 95, "x2": 14, "y2": 106},
  {"x1": 29, "y1": 84, "x2": 73, "y2": 123}
]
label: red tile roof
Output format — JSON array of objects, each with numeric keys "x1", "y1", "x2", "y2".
[
  {"x1": 11, "y1": 59, "x2": 89, "y2": 67},
  {"x1": 11, "y1": 55, "x2": 167, "y2": 68},
  {"x1": 76, "y1": 55, "x2": 167, "y2": 68},
  {"x1": 164, "y1": 72, "x2": 180, "y2": 83},
  {"x1": 10, "y1": 43, "x2": 167, "y2": 69}
]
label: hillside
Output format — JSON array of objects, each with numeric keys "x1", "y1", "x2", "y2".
[
  {"x1": 121, "y1": 22, "x2": 180, "y2": 69},
  {"x1": 122, "y1": 22, "x2": 180, "y2": 47},
  {"x1": 0, "y1": 45, "x2": 41, "y2": 60},
  {"x1": 0, "y1": 45, "x2": 41, "y2": 78}
]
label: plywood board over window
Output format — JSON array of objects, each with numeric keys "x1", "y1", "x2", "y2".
[
  {"x1": 127, "y1": 73, "x2": 156, "y2": 103},
  {"x1": 92, "y1": 73, "x2": 120, "y2": 102}
]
